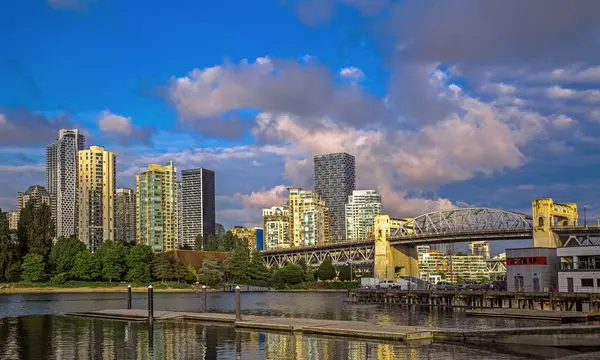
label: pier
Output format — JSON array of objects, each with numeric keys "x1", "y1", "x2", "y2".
[{"x1": 348, "y1": 289, "x2": 600, "y2": 312}]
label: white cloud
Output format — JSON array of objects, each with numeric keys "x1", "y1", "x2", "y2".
[
  {"x1": 0, "y1": 164, "x2": 45, "y2": 172},
  {"x1": 339, "y1": 66, "x2": 364, "y2": 80},
  {"x1": 481, "y1": 83, "x2": 516, "y2": 95},
  {"x1": 551, "y1": 114, "x2": 576, "y2": 128},
  {"x1": 96, "y1": 110, "x2": 155, "y2": 145},
  {"x1": 234, "y1": 185, "x2": 288, "y2": 209},
  {"x1": 547, "y1": 85, "x2": 576, "y2": 99}
]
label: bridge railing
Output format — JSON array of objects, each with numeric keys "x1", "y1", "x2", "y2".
[{"x1": 390, "y1": 227, "x2": 532, "y2": 240}]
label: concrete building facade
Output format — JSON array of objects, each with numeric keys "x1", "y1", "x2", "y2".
[
  {"x1": 136, "y1": 162, "x2": 177, "y2": 252},
  {"x1": 314, "y1": 152, "x2": 355, "y2": 243},
  {"x1": 115, "y1": 188, "x2": 136, "y2": 243},
  {"x1": 7, "y1": 211, "x2": 19, "y2": 230},
  {"x1": 469, "y1": 241, "x2": 491, "y2": 259},
  {"x1": 46, "y1": 129, "x2": 86, "y2": 238},
  {"x1": 78, "y1": 146, "x2": 116, "y2": 251},
  {"x1": 230, "y1": 226, "x2": 258, "y2": 250},
  {"x1": 15, "y1": 185, "x2": 56, "y2": 227},
  {"x1": 288, "y1": 187, "x2": 329, "y2": 247},
  {"x1": 506, "y1": 247, "x2": 559, "y2": 292},
  {"x1": 181, "y1": 168, "x2": 216, "y2": 248},
  {"x1": 177, "y1": 182, "x2": 183, "y2": 245},
  {"x1": 345, "y1": 190, "x2": 382, "y2": 241},
  {"x1": 262, "y1": 206, "x2": 290, "y2": 250}
]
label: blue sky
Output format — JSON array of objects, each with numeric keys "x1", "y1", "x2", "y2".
[{"x1": 2, "y1": 0, "x2": 600, "y2": 254}]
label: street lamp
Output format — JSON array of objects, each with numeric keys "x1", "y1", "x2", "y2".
[{"x1": 584, "y1": 206, "x2": 587, "y2": 227}]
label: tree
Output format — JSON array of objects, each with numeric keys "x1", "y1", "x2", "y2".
[
  {"x1": 72, "y1": 250, "x2": 101, "y2": 281},
  {"x1": 218, "y1": 231, "x2": 240, "y2": 252},
  {"x1": 338, "y1": 263, "x2": 356, "y2": 281},
  {"x1": 248, "y1": 251, "x2": 270, "y2": 282},
  {"x1": 456, "y1": 251, "x2": 467, "y2": 256},
  {"x1": 126, "y1": 244, "x2": 153, "y2": 283},
  {"x1": 27, "y1": 203, "x2": 55, "y2": 262},
  {"x1": 194, "y1": 233, "x2": 204, "y2": 251},
  {"x1": 197, "y1": 255, "x2": 224, "y2": 287},
  {"x1": 49, "y1": 236, "x2": 86, "y2": 274},
  {"x1": 185, "y1": 265, "x2": 199, "y2": 283},
  {"x1": 21, "y1": 254, "x2": 46, "y2": 282},
  {"x1": 152, "y1": 252, "x2": 175, "y2": 282},
  {"x1": 0, "y1": 208, "x2": 20, "y2": 281},
  {"x1": 305, "y1": 267, "x2": 315, "y2": 282},
  {"x1": 227, "y1": 245, "x2": 250, "y2": 282},
  {"x1": 205, "y1": 234, "x2": 218, "y2": 251},
  {"x1": 97, "y1": 241, "x2": 126, "y2": 282},
  {"x1": 275, "y1": 264, "x2": 304, "y2": 285},
  {"x1": 297, "y1": 258, "x2": 308, "y2": 275},
  {"x1": 16, "y1": 202, "x2": 34, "y2": 257},
  {"x1": 317, "y1": 258, "x2": 336, "y2": 281}
]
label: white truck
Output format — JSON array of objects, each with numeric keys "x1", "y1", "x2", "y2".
[
  {"x1": 360, "y1": 277, "x2": 402, "y2": 289},
  {"x1": 360, "y1": 277, "x2": 379, "y2": 289}
]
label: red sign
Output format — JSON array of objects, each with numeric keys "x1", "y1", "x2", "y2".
[{"x1": 506, "y1": 256, "x2": 547, "y2": 266}]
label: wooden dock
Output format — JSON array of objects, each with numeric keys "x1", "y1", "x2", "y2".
[
  {"x1": 465, "y1": 308, "x2": 600, "y2": 323},
  {"x1": 65, "y1": 309, "x2": 434, "y2": 342}
]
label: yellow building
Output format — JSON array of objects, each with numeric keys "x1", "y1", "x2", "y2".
[
  {"x1": 230, "y1": 226, "x2": 258, "y2": 250},
  {"x1": 262, "y1": 206, "x2": 290, "y2": 250},
  {"x1": 288, "y1": 187, "x2": 329, "y2": 247},
  {"x1": 7, "y1": 211, "x2": 19, "y2": 230},
  {"x1": 78, "y1": 146, "x2": 116, "y2": 251},
  {"x1": 136, "y1": 161, "x2": 178, "y2": 252}
]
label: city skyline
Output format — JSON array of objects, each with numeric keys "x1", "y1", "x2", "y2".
[{"x1": 2, "y1": 1, "x2": 600, "y2": 255}]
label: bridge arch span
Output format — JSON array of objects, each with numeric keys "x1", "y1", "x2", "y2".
[{"x1": 391, "y1": 208, "x2": 533, "y2": 237}]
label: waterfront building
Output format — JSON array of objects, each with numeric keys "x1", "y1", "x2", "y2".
[
  {"x1": 450, "y1": 254, "x2": 491, "y2": 283},
  {"x1": 557, "y1": 245, "x2": 600, "y2": 293},
  {"x1": 78, "y1": 146, "x2": 116, "y2": 251},
  {"x1": 419, "y1": 250, "x2": 491, "y2": 283},
  {"x1": 15, "y1": 185, "x2": 56, "y2": 227},
  {"x1": 136, "y1": 162, "x2": 177, "y2": 252},
  {"x1": 469, "y1": 241, "x2": 491, "y2": 259},
  {"x1": 255, "y1": 228, "x2": 264, "y2": 250},
  {"x1": 314, "y1": 152, "x2": 355, "y2": 243},
  {"x1": 507, "y1": 247, "x2": 559, "y2": 292},
  {"x1": 262, "y1": 206, "x2": 290, "y2": 250},
  {"x1": 176, "y1": 182, "x2": 183, "y2": 245},
  {"x1": 230, "y1": 226, "x2": 259, "y2": 250},
  {"x1": 181, "y1": 168, "x2": 216, "y2": 248},
  {"x1": 288, "y1": 187, "x2": 329, "y2": 246},
  {"x1": 115, "y1": 188, "x2": 136, "y2": 243},
  {"x1": 345, "y1": 190, "x2": 382, "y2": 241},
  {"x1": 46, "y1": 129, "x2": 86, "y2": 238}
]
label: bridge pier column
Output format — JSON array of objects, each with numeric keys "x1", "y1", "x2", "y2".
[{"x1": 374, "y1": 215, "x2": 419, "y2": 279}]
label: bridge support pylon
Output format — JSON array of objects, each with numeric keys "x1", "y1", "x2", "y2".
[
  {"x1": 374, "y1": 215, "x2": 419, "y2": 280},
  {"x1": 532, "y1": 198, "x2": 578, "y2": 248}
]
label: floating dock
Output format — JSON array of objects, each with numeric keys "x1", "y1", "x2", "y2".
[{"x1": 465, "y1": 308, "x2": 600, "y2": 323}]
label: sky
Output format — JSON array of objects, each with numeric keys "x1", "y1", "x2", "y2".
[{"x1": 2, "y1": 0, "x2": 600, "y2": 255}]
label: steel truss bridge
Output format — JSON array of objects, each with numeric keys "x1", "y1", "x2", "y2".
[{"x1": 262, "y1": 208, "x2": 532, "y2": 272}]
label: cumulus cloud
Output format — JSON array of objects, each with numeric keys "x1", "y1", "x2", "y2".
[
  {"x1": 551, "y1": 115, "x2": 576, "y2": 129},
  {"x1": 234, "y1": 185, "x2": 289, "y2": 209},
  {"x1": 97, "y1": 110, "x2": 155, "y2": 146},
  {"x1": 339, "y1": 67, "x2": 364, "y2": 80},
  {"x1": 0, "y1": 108, "x2": 73, "y2": 146}
]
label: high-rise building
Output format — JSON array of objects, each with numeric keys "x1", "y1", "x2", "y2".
[
  {"x1": 46, "y1": 129, "x2": 86, "y2": 238},
  {"x1": 469, "y1": 241, "x2": 491, "y2": 259},
  {"x1": 288, "y1": 187, "x2": 328, "y2": 246},
  {"x1": 6, "y1": 211, "x2": 19, "y2": 230},
  {"x1": 314, "y1": 152, "x2": 355, "y2": 243},
  {"x1": 136, "y1": 162, "x2": 177, "y2": 252},
  {"x1": 15, "y1": 185, "x2": 56, "y2": 226},
  {"x1": 262, "y1": 206, "x2": 290, "y2": 250},
  {"x1": 78, "y1": 146, "x2": 116, "y2": 251},
  {"x1": 176, "y1": 182, "x2": 183, "y2": 245},
  {"x1": 181, "y1": 168, "x2": 215, "y2": 248},
  {"x1": 345, "y1": 190, "x2": 382, "y2": 241},
  {"x1": 230, "y1": 226, "x2": 259, "y2": 250},
  {"x1": 115, "y1": 188, "x2": 136, "y2": 243}
]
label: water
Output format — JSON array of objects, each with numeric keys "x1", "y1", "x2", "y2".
[{"x1": 0, "y1": 292, "x2": 583, "y2": 359}]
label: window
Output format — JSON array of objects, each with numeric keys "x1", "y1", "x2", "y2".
[
  {"x1": 597, "y1": 279, "x2": 600, "y2": 287},
  {"x1": 582, "y1": 279, "x2": 594, "y2": 287}
]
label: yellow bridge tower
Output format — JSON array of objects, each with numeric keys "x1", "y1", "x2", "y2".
[{"x1": 532, "y1": 198, "x2": 578, "y2": 248}]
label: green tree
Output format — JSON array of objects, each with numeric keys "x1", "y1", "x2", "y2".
[
  {"x1": 21, "y1": 254, "x2": 46, "y2": 282},
  {"x1": 97, "y1": 241, "x2": 126, "y2": 282},
  {"x1": 197, "y1": 255, "x2": 224, "y2": 287},
  {"x1": 152, "y1": 252, "x2": 175, "y2": 282},
  {"x1": 27, "y1": 203, "x2": 55, "y2": 261},
  {"x1": 204, "y1": 234, "x2": 218, "y2": 251},
  {"x1": 194, "y1": 233, "x2": 204, "y2": 250},
  {"x1": 338, "y1": 264, "x2": 356, "y2": 281},
  {"x1": 248, "y1": 251, "x2": 270, "y2": 282},
  {"x1": 173, "y1": 258, "x2": 187, "y2": 282},
  {"x1": 126, "y1": 244, "x2": 153, "y2": 283},
  {"x1": 305, "y1": 267, "x2": 315, "y2": 282},
  {"x1": 72, "y1": 250, "x2": 101, "y2": 281},
  {"x1": 297, "y1": 258, "x2": 308, "y2": 275},
  {"x1": 317, "y1": 258, "x2": 336, "y2": 281},
  {"x1": 185, "y1": 265, "x2": 199, "y2": 283},
  {"x1": 218, "y1": 231, "x2": 240, "y2": 252},
  {"x1": 49, "y1": 236, "x2": 86, "y2": 274},
  {"x1": 227, "y1": 245, "x2": 250, "y2": 282},
  {"x1": 275, "y1": 264, "x2": 304, "y2": 285},
  {"x1": 0, "y1": 208, "x2": 20, "y2": 281},
  {"x1": 16, "y1": 202, "x2": 34, "y2": 257}
]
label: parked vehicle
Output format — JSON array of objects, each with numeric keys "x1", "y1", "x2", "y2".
[
  {"x1": 436, "y1": 281, "x2": 454, "y2": 290},
  {"x1": 456, "y1": 283, "x2": 467, "y2": 291},
  {"x1": 485, "y1": 280, "x2": 507, "y2": 291},
  {"x1": 465, "y1": 281, "x2": 484, "y2": 291},
  {"x1": 360, "y1": 277, "x2": 379, "y2": 289},
  {"x1": 376, "y1": 280, "x2": 402, "y2": 289}
]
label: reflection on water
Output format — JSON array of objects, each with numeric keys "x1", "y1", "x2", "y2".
[
  {"x1": 0, "y1": 292, "x2": 556, "y2": 329},
  {"x1": 0, "y1": 316, "x2": 529, "y2": 360}
]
